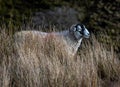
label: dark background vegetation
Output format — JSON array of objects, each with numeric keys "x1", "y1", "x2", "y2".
[{"x1": 0, "y1": 0, "x2": 120, "y2": 53}]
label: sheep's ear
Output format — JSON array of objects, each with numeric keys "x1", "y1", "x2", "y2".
[
  {"x1": 69, "y1": 24, "x2": 76, "y2": 32},
  {"x1": 74, "y1": 31, "x2": 82, "y2": 40},
  {"x1": 69, "y1": 24, "x2": 82, "y2": 40}
]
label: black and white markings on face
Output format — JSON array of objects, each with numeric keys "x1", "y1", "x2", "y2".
[
  {"x1": 75, "y1": 24, "x2": 84, "y2": 35},
  {"x1": 76, "y1": 25, "x2": 82, "y2": 31},
  {"x1": 75, "y1": 24, "x2": 90, "y2": 38}
]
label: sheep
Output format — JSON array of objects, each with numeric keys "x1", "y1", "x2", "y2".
[{"x1": 14, "y1": 24, "x2": 90, "y2": 57}]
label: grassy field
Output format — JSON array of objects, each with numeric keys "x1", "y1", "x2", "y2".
[{"x1": 0, "y1": 27, "x2": 120, "y2": 87}]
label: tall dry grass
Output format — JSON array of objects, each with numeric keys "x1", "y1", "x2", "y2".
[{"x1": 0, "y1": 28, "x2": 120, "y2": 87}]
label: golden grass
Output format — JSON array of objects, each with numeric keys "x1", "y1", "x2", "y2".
[{"x1": 0, "y1": 29, "x2": 120, "y2": 87}]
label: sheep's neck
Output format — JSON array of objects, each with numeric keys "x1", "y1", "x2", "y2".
[
  {"x1": 58, "y1": 30, "x2": 83, "y2": 55},
  {"x1": 66, "y1": 36, "x2": 83, "y2": 55}
]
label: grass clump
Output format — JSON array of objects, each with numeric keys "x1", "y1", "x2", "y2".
[{"x1": 0, "y1": 27, "x2": 120, "y2": 87}]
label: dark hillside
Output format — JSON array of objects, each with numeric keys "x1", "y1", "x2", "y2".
[{"x1": 0, "y1": 0, "x2": 120, "y2": 52}]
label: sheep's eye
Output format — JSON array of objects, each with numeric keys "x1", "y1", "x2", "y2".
[{"x1": 81, "y1": 24, "x2": 85, "y2": 29}]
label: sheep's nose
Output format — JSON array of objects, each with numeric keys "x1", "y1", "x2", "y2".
[{"x1": 84, "y1": 28, "x2": 90, "y2": 38}]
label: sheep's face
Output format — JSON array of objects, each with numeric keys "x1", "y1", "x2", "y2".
[{"x1": 70, "y1": 24, "x2": 90, "y2": 40}]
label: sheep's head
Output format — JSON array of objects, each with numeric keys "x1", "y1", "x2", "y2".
[{"x1": 70, "y1": 24, "x2": 90, "y2": 40}]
